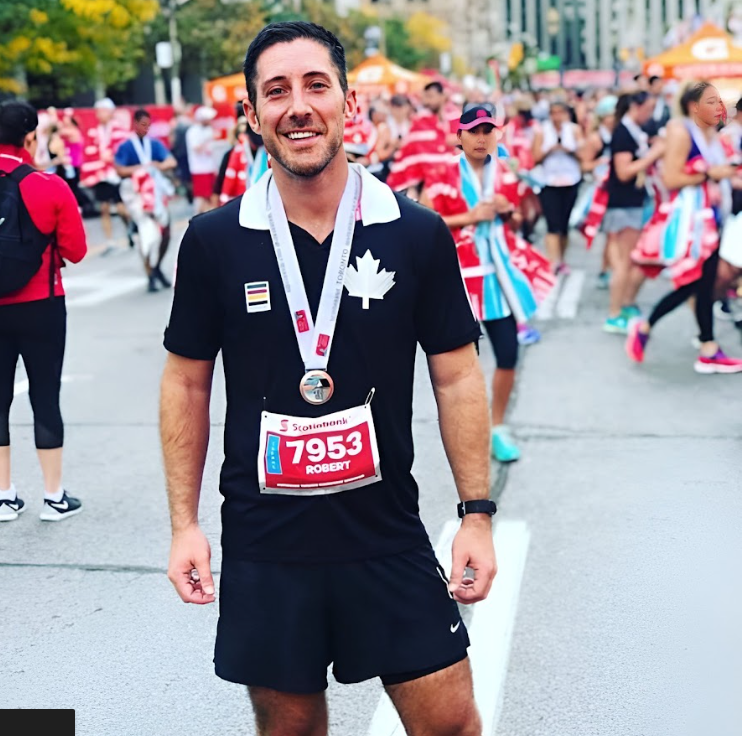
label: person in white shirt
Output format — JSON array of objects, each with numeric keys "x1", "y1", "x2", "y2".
[
  {"x1": 531, "y1": 100, "x2": 584, "y2": 272},
  {"x1": 185, "y1": 106, "x2": 217, "y2": 213}
]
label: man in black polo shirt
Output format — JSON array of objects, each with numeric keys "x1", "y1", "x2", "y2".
[{"x1": 161, "y1": 21, "x2": 496, "y2": 735}]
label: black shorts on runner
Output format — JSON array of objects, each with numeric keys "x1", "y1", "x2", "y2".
[
  {"x1": 214, "y1": 544, "x2": 470, "y2": 693},
  {"x1": 93, "y1": 182, "x2": 122, "y2": 204}
]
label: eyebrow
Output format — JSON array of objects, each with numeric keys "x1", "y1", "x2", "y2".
[{"x1": 261, "y1": 71, "x2": 333, "y2": 91}]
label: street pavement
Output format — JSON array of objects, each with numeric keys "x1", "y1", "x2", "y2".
[{"x1": 2, "y1": 204, "x2": 741, "y2": 735}]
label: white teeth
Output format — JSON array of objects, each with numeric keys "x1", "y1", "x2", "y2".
[{"x1": 287, "y1": 131, "x2": 317, "y2": 140}]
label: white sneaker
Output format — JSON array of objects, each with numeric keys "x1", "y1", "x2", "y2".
[
  {"x1": 39, "y1": 491, "x2": 83, "y2": 522},
  {"x1": 0, "y1": 494, "x2": 26, "y2": 521}
]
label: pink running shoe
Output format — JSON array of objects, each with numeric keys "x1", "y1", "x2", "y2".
[
  {"x1": 694, "y1": 350, "x2": 742, "y2": 374},
  {"x1": 625, "y1": 320, "x2": 649, "y2": 363}
]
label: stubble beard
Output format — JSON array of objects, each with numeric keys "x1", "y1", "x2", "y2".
[{"x1": 266, "y1": 128, "x2": 344, "y2": 179}]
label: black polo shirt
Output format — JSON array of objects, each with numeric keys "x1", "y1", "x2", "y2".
[{"x1": 164, "y1": 166, "x2": 480, "y2": 562}]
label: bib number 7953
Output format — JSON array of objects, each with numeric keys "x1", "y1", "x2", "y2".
[
  {"x1": 258, "y1": 404, "x2": 381, "y2": 496},
  {"x1": 285, "y1": 431, "x2": 363, "y2": 464}
]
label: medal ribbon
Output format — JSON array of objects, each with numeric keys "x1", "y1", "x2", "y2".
[{"x1": 266, "y1": 169, "x2": 360, "y2": 372}]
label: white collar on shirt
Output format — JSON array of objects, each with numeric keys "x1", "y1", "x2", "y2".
[{"x1": 238, "y1": 162, "x2": 401, "y2": 230}]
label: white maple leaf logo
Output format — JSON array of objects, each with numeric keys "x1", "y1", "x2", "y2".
[{"x1": 344, "y1": 250, "x2": 396, "y2": 309}]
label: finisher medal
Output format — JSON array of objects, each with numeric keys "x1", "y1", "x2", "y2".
[{"x1": 299, "y1": 370, "x2": 335, "y2": 405}]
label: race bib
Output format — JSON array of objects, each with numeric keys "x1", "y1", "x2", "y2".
[{"x1": 258, "y1": 403, "x2": 382, "y2": 496}]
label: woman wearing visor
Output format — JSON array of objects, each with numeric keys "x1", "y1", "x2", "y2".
[{"x1": 421, "y1": 106, "x2": 554, "y2": 462}]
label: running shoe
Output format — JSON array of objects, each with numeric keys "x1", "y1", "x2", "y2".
[
  {"x1": 694, "y1": 350, "x2": 742, "y2": 375},
  {"x1": 596, "y1": 271, "x2": 610, "y2": 290},
  {"x1": 0, "y1": 494, "x2": 25, "y2": 522},
  {"x1": 621, "y1": 304, "x2": 642, "y2": 321},
  {"x1": 39, "y1": 491, "x2": 83, "y2": 522},
  {"x1": 603, "y1": 315, "x2": 628, "y2": 334},
  {"x1": 153, "y1": 266, "x2": 172, "y2": 289},
  {"x1": 626, "y1": 320, "x2": 650, "y2": 363},
  {"x1": 714, "y1": 300, "x2": 733, "y2": 321},
  {"x1": 491, "y1": 426, "x2": 521, "y2": 463},
  {"x1": 554, "y1": 262, "x2": 571, "y2": 276},
  {"x1": 517, "y1": 324, "x2": 541, "y2": 346}
]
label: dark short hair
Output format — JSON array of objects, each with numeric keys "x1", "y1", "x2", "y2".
[
  {"x1": 736, "y1": 97, "x2": 742, "y2": 113},
  {"x1": 648, "y1": 75, "x2": 661, "y2": 86},
  {"x1": 424, "y1": 81, "x2": 444, "y2": 95},
  {"x1": 133, "y1": 108, "x2": 151, "y2": 123},
  {"x1": 243, "y1": 22, "x2": 347, "y2": 107},
  {"x1": 680, "y1": 81, "x2": 714, "y2": 116},
  {"x1": 0, "y1": 100, "x2": 38, "y2": 147},
  {"x1": 390, "y1": 94, "x2": 410, "y2": 107}
]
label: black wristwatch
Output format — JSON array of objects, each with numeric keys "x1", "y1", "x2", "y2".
[{"x1": 457, "y1": 499, "x2": 497, "y2": 518}]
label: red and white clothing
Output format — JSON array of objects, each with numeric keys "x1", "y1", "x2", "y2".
[
  {"x1": 503, "y1": 118, "x2": 538, "y2": 173},
  {"x1": 633, "y1": 122, "x2": 727, "y2": 288},
  {"x1": 80, "y1": 120, "x2": 128, "y2": 188},
  {"x1": 386, "y1": 112, "x2": 455, "y2": 194},
  {"x1": 0, "y1": 146, "x2": 87, "y2": 305},
  {"x1": 426, "y1": 151, "x2": 554, "y2": 322}
]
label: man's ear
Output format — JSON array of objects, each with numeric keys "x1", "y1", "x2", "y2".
[
  {"x1": 23, "y1": 130, "x2": 36, "y2": 151},
  {"x1": 344, "y1": 88, "x2": 358, "y2": 123},
  {"x1": 244, "y1": 99, "x2": 261, "y2": 135}
]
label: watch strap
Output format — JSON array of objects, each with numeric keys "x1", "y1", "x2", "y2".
[{"x1": 457, "y1": 499, "x2": 497, "y2": 518}]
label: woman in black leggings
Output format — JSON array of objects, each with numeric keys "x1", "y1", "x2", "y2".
[
  {"x1": 0, "y1": 100, "x2": 87, "y2": 521},
  {"x1": 626, "y1": 83, "x2": 742, "y2": 374}
]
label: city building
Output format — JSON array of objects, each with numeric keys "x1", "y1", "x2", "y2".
[{"x1": 363, "y1": 0, "x2": 742, "y2": 73}]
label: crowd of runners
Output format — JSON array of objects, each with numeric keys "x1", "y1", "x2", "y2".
[{"x1": 2, "y1": 18, "x2": 742, "y2": 735}]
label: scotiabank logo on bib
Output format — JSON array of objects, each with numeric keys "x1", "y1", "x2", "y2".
[{"x1": 258, "y1": 404, "x2": 382, "y2": 496}]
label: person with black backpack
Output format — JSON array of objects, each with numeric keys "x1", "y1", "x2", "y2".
[{"x1": 0, "y1": 100, "x2": 87, "y2": 522}]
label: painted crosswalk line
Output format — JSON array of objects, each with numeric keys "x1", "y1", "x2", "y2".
[
  {"x1": 367, "y1": 520, "x2": 531, "y2": 736},
  {"x1": 536, "y1": 270, "x2": 585, "y2": 321}
]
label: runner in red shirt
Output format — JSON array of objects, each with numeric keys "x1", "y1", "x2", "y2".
[{"x1": 0, "y1": 101, "x2": 88, "y2": 522}]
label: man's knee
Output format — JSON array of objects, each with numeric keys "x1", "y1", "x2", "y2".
[
  {"x1": 249, "y1": 686, "x2": 327, "y2": 736},
  {"x1": 406, "y1": 701, "x2": 481, "y2": 736}
]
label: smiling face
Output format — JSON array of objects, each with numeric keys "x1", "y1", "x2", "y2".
[
  {"x1": 244, "y1": 38, "x2": 356, "y2": 179},
  {"x1": 691, "y1": 85, "x2": 723, "y2": 127},
  {"x1": 458, "y1": 123, "x2": 496, "y2": 161}
]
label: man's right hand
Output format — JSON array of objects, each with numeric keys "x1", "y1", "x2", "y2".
[{"x1": 168, "y1": 525, "x2": 216, "y2": 605}]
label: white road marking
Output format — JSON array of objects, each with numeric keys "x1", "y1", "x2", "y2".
[
  {"x1": 555, "y1": 270, "x2": 585, "y2": 319},
  {"x1": 13, "y1": 374, "x2": 90, "y2": 397},
  {"x1": 367, "y1": 520, "x2": 531, "y2": 736},
  {"x1": 64, "y1": 275, "x2": 145, "y2": 308},
  {"x1": 535, "y1": 273, "x2": 563, "y2": 320},
  {"x1": 471, "y1": 520, "x2": 531, "y2": 735}
]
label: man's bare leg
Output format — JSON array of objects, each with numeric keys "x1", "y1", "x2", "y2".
[
  {"x1": 248, "y1": 687, "x2": 328, "y2": 736},
  {"x1": 385, "y1": 658, "x2": 481, "y2": 736}
]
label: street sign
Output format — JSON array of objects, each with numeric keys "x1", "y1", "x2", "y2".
[
  {"x1": 537, "y1": 54, "x2": 561, "y2": 71},
  {"x1": 156, "y1": 41, "x2": 173, "y2": 69}
]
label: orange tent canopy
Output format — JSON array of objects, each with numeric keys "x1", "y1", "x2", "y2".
[
  {"x1": 204, "y1": 72, "x2": 248, "y2": 107},
  {"x1": 348, "y1": 54, "x2": 431, "y2": 94},
  {"x1": 644, "y1": 23, "x2": 742, "y2": 79}
]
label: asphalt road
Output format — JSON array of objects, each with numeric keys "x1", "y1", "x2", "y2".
[{"x1": 2, "y1": 206, "x2": 740, "y2": 736}]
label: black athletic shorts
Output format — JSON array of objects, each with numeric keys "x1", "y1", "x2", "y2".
[
  {"x1": 93, "y1": 182, "x2": 122, "y2": 204},
  {"x1": 214, "y1": 544, "x2": 470, "y2": 693}
]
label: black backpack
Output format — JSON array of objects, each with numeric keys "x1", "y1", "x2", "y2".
[{"x1": 0, "y1": 164, "x2": 57, "y2": 298}]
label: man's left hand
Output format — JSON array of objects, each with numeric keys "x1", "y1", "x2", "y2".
[{"x1": 448, "y1": 516, "x2": 497, "y2": 604}]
